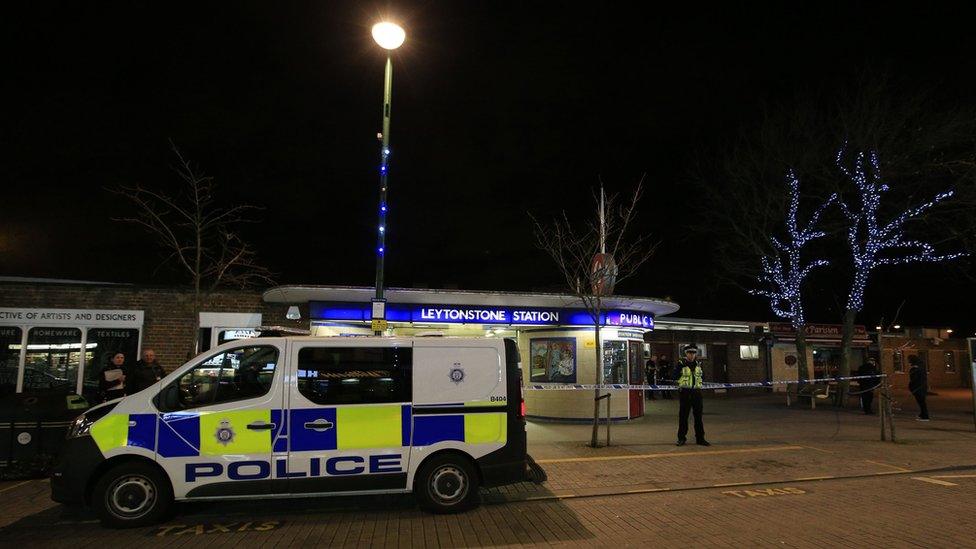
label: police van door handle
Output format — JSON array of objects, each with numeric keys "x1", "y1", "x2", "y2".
[
  {"x1": 246, "y1": 421, "x2": 275, "y2": 431},
  {"x1": 304, "y1": 419, "x2": 334, "y2": 432}
]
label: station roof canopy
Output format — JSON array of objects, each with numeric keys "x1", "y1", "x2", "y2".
[{"x1": 263, "y1": 285, "x2": 680, "y2": 317}]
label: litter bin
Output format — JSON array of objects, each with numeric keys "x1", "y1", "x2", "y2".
[{"x1": 0, "y1": 392, "x2": 89, "y2": 479}]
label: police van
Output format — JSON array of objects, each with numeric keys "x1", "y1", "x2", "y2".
[{"x1": 51, "y1": 334, "x2": 531, "y2": 527}]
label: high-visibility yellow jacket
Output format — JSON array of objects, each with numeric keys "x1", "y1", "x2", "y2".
[{"x1": 676, "y1": 360, "x2": 703, "y2": 389}]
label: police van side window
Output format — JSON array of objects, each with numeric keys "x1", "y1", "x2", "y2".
[
  {"x1": 297, "y1": 346, "x2": 411, "y2": 405},
  {"x1": 157, "y1": 346, "x2": 279, "y2": 411}
]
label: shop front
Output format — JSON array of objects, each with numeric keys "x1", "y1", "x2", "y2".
[
  {"x1": 768, "y1": 322, "x2": 871, "y2": 390},
  {"x1": 0, "y1": 307, "x2": 144, "y2": 402},
  {"x1": 263, "y1": 286, "x2": 679, "y2": 421}
]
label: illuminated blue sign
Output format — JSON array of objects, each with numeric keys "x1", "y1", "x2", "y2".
[{"x1": 309, "y1": 302, "x2": 653, "y2": 329}]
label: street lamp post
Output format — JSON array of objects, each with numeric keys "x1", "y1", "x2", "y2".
[{"x1": 370, "y1": 22, "x2": 405, "y2": 335}]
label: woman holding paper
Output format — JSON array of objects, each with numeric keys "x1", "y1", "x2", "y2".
[{"x1": 99, "y1": 352, "x2": 127, "y2": 402}]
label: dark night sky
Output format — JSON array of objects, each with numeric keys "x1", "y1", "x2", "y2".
[{"x1": 4, "y1": 2, "x2": 976, "y2": 334}]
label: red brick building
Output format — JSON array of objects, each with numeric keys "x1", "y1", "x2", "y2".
[
  {"x1": 0, "y1": 277, "x2": 302, "y2": 402},
  {"x1": 878, "y1": 327, "x2": 971, "y2": 390}
]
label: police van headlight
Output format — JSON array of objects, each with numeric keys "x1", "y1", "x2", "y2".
[{"x1": 67, "y1": 403, "x2": 117, "y2": 439}]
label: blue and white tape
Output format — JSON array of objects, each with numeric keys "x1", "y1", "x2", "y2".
[{"x1": 524, "y1": 374, "x2": 885, "y2": 391}]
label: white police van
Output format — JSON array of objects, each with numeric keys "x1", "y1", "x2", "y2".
[{"x1": 51, "y1": 334, "x2": 530, "y2": 527}]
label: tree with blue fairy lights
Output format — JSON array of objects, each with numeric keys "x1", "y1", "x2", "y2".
[
  {"x1": 752, "y1": 170, "x2": 836, "y2": 385},
  {"x1": 835, "y1": 147, "x2": 967, "y2": 395}
]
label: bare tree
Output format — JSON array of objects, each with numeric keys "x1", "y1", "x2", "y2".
[
  {"x1": 113, "y1": 143, "x2": 275, "y2": 355},
  {"x1": 752, "y1": 170, "x2": 836, "y2": 384},
  {"x1": 532, "y1": 178, "x2": 657, "y2": 447},
  {"x1": 834, "y1": 148, "x2": 966, "y2": 395}
]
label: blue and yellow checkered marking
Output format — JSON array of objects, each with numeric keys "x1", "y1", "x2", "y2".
[{"x1": 90, "y1": 403, "x2": 504, "y2": 457}]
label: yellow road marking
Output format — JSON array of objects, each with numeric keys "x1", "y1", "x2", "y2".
[
  {"x1": 714, "y1": 482, "x2": 753, "y2": 487},
  {"x1": 794, "y1": 476, "x2": 835, "y2": 481},
  {"x1": 865, "y1": 460, "x2": 912, "y2": 473},
  {"x1": 535, "y1": 445, "x2": 805, "y2": 464},
  {"x1": 799, "y1": 445, "x2": 835, "y2": 454},
  {"x1": 931, "y1": 474, "x2": 976, "y2": 479},
  {"x1": 0, "y1": 480, "x2": 33, "y2": 494},
  {"x1": 911, "y1": 477, "x2": 958, "y2": 487},
  {"x1": 626, "y1": 487, "x2": 671, "y2": 494}
]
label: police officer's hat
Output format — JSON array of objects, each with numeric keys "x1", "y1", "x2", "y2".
[{"x1": 682, "y1": 344, "x2": 699, "y2": 353}]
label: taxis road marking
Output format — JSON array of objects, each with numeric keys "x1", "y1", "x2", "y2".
[
  {"x1": 534, "y1": 445, "x2": 805, "y2": 464},
  {"x1": 911, "y1": 477, "x2": 958, "y2": 486}
]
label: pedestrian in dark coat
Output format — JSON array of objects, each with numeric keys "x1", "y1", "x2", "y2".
[
  {"x1": 129, "y1": 348, "x2": 165, "y2": 394},
  {"x1": 908, "y1": 355, "x2": 930, "y2": 421},
  {"x1": 644, "y1": 356, "x2": 657, "y2": 400},
  {"x1": 856, "y1": 357, "x2": 880, "y2": 414},
  {"x1": 658, "y1": 354, "x2": 674, "y2": 399},
  {"x1": 99, "y1": 352, "x2": 127, "y2": 402}
]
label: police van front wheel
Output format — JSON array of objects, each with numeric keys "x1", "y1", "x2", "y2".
[
  {"x1": 93, "y1": 461, "x2": 173, "y2": 528},
  {"x1": 414, "y1": 454, "x2": 480, "y2": 513}
]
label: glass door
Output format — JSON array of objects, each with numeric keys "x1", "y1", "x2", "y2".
[{"x1": 628, "y1": 340, "x2": 644, "y2": 418}]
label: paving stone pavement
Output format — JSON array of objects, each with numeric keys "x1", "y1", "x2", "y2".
[{"x1": 1, "y1": 391, "x2": 974, "y2": 547}]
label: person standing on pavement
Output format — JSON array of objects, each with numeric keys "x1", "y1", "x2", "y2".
[
  {"x1": 908, "y1": 355, "x2": 930, "y2": 421},
  {"x1": 856, "y1": 357, "x2": 880, "y2": 415},
  {"x1": 129, "y1": 348, "x2": 165, "y2": 394},
  {"x1": 658, "y1": 354, "x2": 673, "y2": 399},
  {"x1": 99, "y1": 352, "x2": 127, "y2": 402},
  {"x1": 644, "y1": 355, "x2": 657, "y2": 400},
  {"x1": 674, "y1": 344, "x2": 710, "y2": 446}
]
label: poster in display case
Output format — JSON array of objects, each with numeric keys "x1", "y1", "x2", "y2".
[{"x1": 530, "y1": 337, "x2": 577, "y2": 383}]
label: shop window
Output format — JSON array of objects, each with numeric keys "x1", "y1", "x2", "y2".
[
  {"x1": 24, "y1": 327, "x2": 81, "y2": 393},
  {"x1": 159, "y1": 346, "x2": 279, "y2": 411},
  {"x1": 944, "y1": 351, "x2": 956, "y2": 373},
  {"x1": 739, "y1": 345, "x2": 760, "y2": 360},
  {"x1": 602, "y1": 341, "x2": 628, "y2": 384},
  {"x1": 85, "y1": 328, "x2": 140, "y2": 402},
  {"x1": 0, "y1": 327, "x2": 22, "y2": 395},
  {"x1": 892, "y1": 350, "x2": 904, "y2": 372},
  {"x1": 296, "y1": 346, "x2": 411, "y2": 405},
  {"x1": 529, "y1": 337, "x2": 577, "y2": 383}
]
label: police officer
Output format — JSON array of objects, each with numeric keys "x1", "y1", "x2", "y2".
[{"x1": 674, "y1": 344, "x2": 710, "y2": 446}]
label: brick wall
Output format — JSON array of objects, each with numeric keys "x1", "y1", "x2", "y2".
[
  {"x1": 645, "y1": 330, "x2": 768, "y2": 384},
  {"x1": 0, "y1": 281, "x2": 306, "y2": 371},
  {"x1": 879, "y1": 335, "x2": 970, "y2": 390}
]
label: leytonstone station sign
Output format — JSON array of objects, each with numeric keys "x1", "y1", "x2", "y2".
[{"x1": 310, "y1": 301, "x2": 655, "y2": 328}]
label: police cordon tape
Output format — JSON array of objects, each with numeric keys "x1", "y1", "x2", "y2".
[{"x1": 524, "y1": 374, "x2": 885, "y2": 391}]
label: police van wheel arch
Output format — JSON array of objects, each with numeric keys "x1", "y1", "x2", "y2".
[
  {"x1": 413, "y1": 452, "x2": 481, "y2": 514},
  {"x1": 92, "y1": 460, "x2": 174, "y2": 528}
]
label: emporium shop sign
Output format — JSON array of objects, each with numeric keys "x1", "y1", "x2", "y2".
[
  {"x1": 769, "y1": 322, "x2": 868, "y2": 340},
  {"x1": 0, "y1": 308, "x2": 144, "y2": 327},
  {"x1": 311, "y1": 302, "x2": 654, "y2": 328}
]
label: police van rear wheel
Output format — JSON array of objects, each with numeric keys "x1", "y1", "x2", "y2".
[
  {"x1": 415, "y1": 454, "x2": 480, "y2": 513},
  {"x1": 93, "y1": 461, "x2": 173, "y2": 528}
]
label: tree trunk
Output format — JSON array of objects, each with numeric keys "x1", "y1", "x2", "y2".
[
  {"x1": 795, "y1": 325, "x2": 810, "y2": 384},
  {"x1": 838, "y1": 308, "x2": 857, "y2": 404},
  {"x1": 590, "y1": 321, "x2": 603, "y2": 447}
]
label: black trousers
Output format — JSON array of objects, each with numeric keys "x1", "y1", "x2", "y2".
[
  {"x1": 677, "y1": 389, "x2": 705, "y2": 442},
  {"x1": 860, "y1": 390, "x2": 874, "y2": 413},
  {"x1": 913, "y1": 390, "x2": 929, "y2": 419}
]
